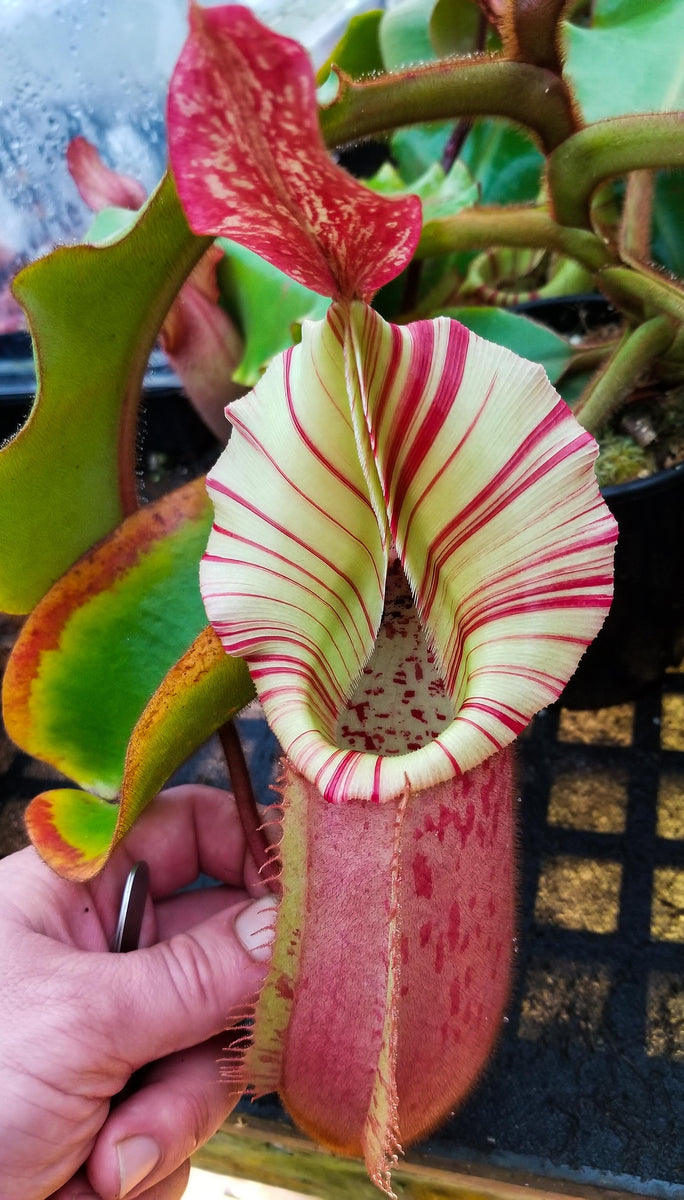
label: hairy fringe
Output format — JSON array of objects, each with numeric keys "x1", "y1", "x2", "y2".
[
  {"x1": 218, "y1": 989, "x2": 263, "y2": 1089},
  {"x1": 365, "y1": 784, "x2": 407, "y2": 1199},
  {"x1": 222, "y1": 790, "x2": 290, "y2": 1093},
  {"x1": 257, "y1": 806, "x2": 284, "y2": 887}
]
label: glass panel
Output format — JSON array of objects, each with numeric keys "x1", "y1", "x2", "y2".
[{"x1": 0, "y1": 0, "x2": 380, "y2": 286}]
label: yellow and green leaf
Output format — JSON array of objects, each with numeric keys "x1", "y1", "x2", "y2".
[
  {"x1": 3, "y1": 479, "x2": 213, "y2": 795},
  {"x1": 24, "y1": 626, "x2": 255, "y2": 880}
]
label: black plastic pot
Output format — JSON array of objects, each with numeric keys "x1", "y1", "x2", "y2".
[
  {"x1": 0, "y1": 330, "x2": 217, "y2": 470},
  {"x1": 514, "y1": 293, "x2": 618, "y2": 338},
  {"x1": 563, "y1": 460, "x2": 684, "y2": 708},
  {"x1": 516, "y1": 295, "x2": 684, "y2": 708}
]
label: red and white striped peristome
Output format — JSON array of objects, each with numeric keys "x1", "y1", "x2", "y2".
[{"x1": 200, "y1": 300, "x2": 618, "y2": 802}]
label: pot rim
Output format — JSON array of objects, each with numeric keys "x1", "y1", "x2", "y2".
[{"x1": 602, "y1": 458, "x2": 684, "y2": 501}]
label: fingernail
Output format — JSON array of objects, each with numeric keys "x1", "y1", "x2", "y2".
[
  {"x1": 235, "y1": 896, "x2": 278, "y2": 962},
  {"x1": 115, "y1": 1134, "x2": 161, "y2": 1196}
]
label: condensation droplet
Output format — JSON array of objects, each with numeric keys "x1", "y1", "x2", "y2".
[{"x1": 1, "y1": 0, "x2": 374, "y2": 269}]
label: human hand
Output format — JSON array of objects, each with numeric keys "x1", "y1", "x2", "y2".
[{"x1": 0, "y1": 785, "x2": 279, "y2": 1200}]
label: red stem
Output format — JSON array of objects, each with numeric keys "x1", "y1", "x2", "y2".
[
  {"x1": 219, "y1": 721, "x2": 273, "y2": 878},
  {"x1": 441, "y1": 117, "x2": 473, "y2": 175}
]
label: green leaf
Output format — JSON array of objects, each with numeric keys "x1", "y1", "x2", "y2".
[
  {"x1": 379, "y1": 0, "x2": 437, "y2": 70},
  {"x1": 83, "y1": 205, "x2": 139, "y2": 245},
  {"x1": 440, "y1": 306, "x2": 572, "y2": 382},
  {"x1": 366, "y1": 150, "x2": 479, "y2": 315},
  {"x1": 388, "y1": 100, "x2": 544, "y2": 200},
  {"x1": 367, "y1": 157, "x2": 478, "y2": 221},
  {"x1": 460, "y1": 121, "x2": 544, "y2": 204},
  {"x1": 564, "y1": 0, "x2": 684, "y2": 123},
  {"x1": 316, "y1": 10, "x2": 384, "y2": 83},
  {"x1": 0, "y1": 172, "x2": 208, "y2": 614},
  {"x1": 24, "y1": 627, "x2": 255, "y2": 880},
  {"x1": 218, "y1": 239, "x2": 329, "y2": 386},
  {"x1": 24, "y1": 790, "x2": 119, "y2": 881},
  {"x1": 390, "y1": 124, "x2": 453, "y2": 184},
  {"x1": 3, "y1": 480, "x2": 213, "y2": 796},
  {"x1": 430, "y1": 0, "x2": 484, "y2": 56}
]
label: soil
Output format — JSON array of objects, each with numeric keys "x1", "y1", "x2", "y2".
[{"x1": 516, "y1": 295, "x2": 684, "y2": 488}]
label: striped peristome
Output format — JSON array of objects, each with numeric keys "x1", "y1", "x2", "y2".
[{"x1": 200, "y1": 300, "x2": 618, "y2": 803}]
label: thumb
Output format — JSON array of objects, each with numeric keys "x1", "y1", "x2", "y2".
[{"x1": 100, "y1": 894, "x2": 278, "y2": 1072}]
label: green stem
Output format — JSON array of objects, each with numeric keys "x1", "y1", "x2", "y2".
[
  {"x1": 540, "y1": 258, "x2": 593, "y2": 297},
  {"x1": 598, "y1": 266, "x2": 684, "y2": 326},
  {"x1": 417, "y1": 205, "x2": 611, "y2": 271},
  {"x1": 504, "y1": 0, "x2": 569, "y2": 75},
  {"x1": 547, "y1": 113, "x2": 684, "y2": 229},
  {"x1": 620, "y1": 170, "x2": 655, "y2": 262},
  {"x1": 587, "y1": 180, "x2": 622, "y2": 245},
  {"x1": 575, "y1": 315, "x2": 675, "y2": 435},
  {"x1": 564, "y1": 336, "x2": 619, "y2": 377},
  {"x1": 320, "y1": 57, "x2": 579, "y2": 155}
]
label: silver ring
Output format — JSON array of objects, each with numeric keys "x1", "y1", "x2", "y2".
[{"x1": 111, "y1": 861, "x2": 150, "y2": 953}]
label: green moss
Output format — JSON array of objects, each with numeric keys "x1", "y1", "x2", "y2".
[{"x1": 595, "y1": 432, "x2": 655, "y2": 488}]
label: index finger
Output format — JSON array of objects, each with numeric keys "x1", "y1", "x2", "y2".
[{"x1": 117, "y1": 784, "x2": 274, "y2": 898}]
